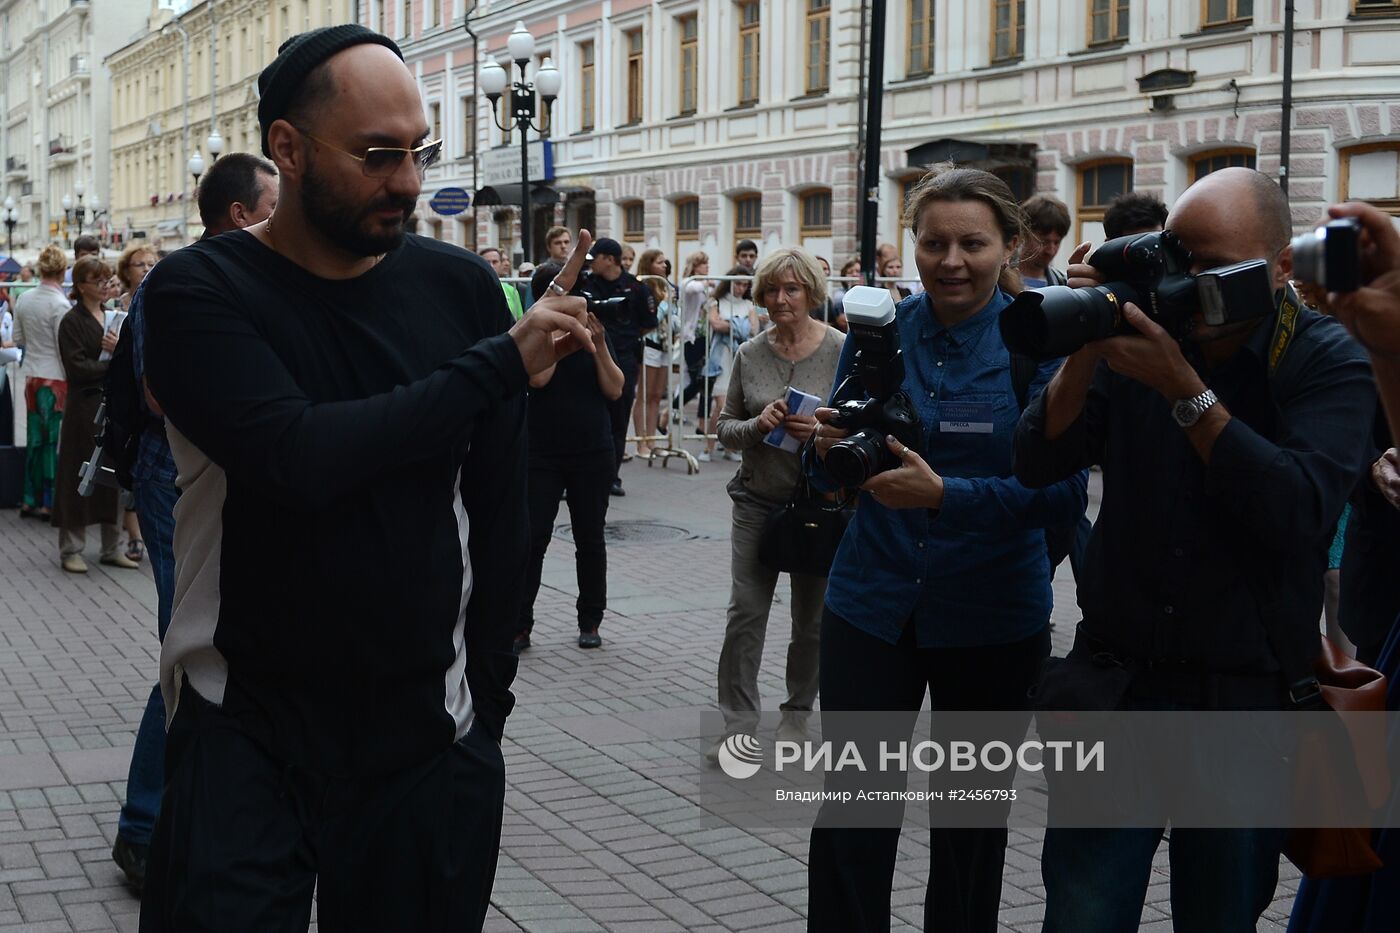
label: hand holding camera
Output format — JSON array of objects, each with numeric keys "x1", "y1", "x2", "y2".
[
  {"x1": 1371, "y1": 448, "x2": 1400, "y2": 512},
  {"x1": 1093, "y1": 302, "x2": 1208, "y2": 402},
  {"x1": 1311, "y1": 203, "x2": 1400, "y2": 360}
]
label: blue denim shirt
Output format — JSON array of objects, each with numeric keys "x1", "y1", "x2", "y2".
[
  {"x1": 815, "y1": 289, "x2": 1088, "y2": 648},
  {"x1": 127, "y1": 281, "x2": 179, "y2": 486}
]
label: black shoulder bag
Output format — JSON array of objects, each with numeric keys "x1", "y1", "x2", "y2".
[{"x1": 757, "y1": 443, "x2": 855, "y2": 578}]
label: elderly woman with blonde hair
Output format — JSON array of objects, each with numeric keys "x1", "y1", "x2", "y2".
[{"x1": 707, "y1": 247, "x2": 846, "y2": 756}]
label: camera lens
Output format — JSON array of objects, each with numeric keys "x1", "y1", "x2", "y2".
[
  {"x1": 1290, "y1": 229, "x2": 1326, "y2": 289},
  {"x1": 999, "y1": 283, "x2": 1144, "y2": 360},
  {"x1": 825, "y1": 431, "x2": 885, "y2": 488}
]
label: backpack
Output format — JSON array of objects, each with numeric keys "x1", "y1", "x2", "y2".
[{"x1": 1010, "y1": 351, "x2": 1092, "y2": 575}]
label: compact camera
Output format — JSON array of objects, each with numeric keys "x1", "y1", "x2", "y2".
[
  {"x1": 1290, "y1": 217, "x2": 1361, "y2": 293},
  {"x1": 999, "y1": 230, "x2": 1276, "y2": 360},
  {"x1": 824, "y1": 287, "x2": 923, "y2": 488}
]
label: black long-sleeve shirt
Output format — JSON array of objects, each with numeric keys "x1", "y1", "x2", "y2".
[
  {"x1": 1014, "y1": 304, "x2": 1375, "y2": 675},
  {"x1": 144, "y1": 230, "x2": 528, "y2": 776}
]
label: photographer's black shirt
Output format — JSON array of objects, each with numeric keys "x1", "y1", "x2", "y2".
[
  {"x1": 1014, "y1": 305, "x2": 1374, "y2": 679},
  {"x1": 528, "y1": 328, "x2": 618, "y2": 458}
]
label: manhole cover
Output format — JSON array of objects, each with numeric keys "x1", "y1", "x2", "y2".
[{"x1": 554, "y1": 520, "x2": 691, "y2": 545}]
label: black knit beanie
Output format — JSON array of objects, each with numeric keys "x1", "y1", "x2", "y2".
[{"x1": 257, "y1": 24, "x2": 403, "y2": 157}]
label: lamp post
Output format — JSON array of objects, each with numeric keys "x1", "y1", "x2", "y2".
[
  {"x1": 480, "y1": 21, "x2": 560, "y2": 265},
  {"x1": 3, "y1": 197, "x2": 15, "y2": 257},
  {"x1": 61, "y1": 193, "x2": 73, "y2": 246},
  {"x1": 73, "y1": 179, "x2": 86, "y2": 236},
  {"x1": 189, "y1": 152, "x2": 205, "y2": 190},
  {"x1": 89, "y1": 196, "x2": 104, "y2": 244},
  {"x1": 207, "y1": 130, "x2": 223, "y2": 163}
]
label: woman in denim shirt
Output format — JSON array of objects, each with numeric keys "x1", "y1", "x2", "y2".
[{"x1": 806, "y1": 167, "x2": 1088, "y2": 933}]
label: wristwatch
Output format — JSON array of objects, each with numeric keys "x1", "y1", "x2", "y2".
[{"x1": 1171, "y1": 388, "x2": 1218, "y2": 428}]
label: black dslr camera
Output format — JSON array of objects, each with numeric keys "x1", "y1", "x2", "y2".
[
  {"x1": 1290, "y1": 217, "x2": 1361, "y2": 293},
  {"x1": 577, "y1": 275, "x2": 628, "y2": 322},
  {"x1": 824, "y1": 286, "x2": 923, "y2": 488},
  {"x1": 999, "y1": 230, "x2": 1276, "y2": 360}
]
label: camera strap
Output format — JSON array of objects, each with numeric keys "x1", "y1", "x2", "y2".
[{"x1": 1266, "y1": 285, "x2": 1302, "y2": 377}]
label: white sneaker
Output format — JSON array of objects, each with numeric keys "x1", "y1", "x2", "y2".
[
  {"x1": 723, "y1": 450, "x2": 741, "y2": 462},
  {"x1": 698, "y1": 451, "x2": 712, "y2": 462}
]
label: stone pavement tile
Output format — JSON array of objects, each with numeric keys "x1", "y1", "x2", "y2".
[
  {"x1": 720, "y1": 903, "x2": 804, "y2": 930},
  {"x1": 0, "y1": 753, "x2": 65, "y2": 790},
  {"x1": 494, "y1": 918, "x2": 604, "y2": 933},
  {"x1": 15, "y1": 890, "x2": 64, "y2": 922},
  {"x1": 52, "y1": 747, "x2": 134, "y2": 785},
  {"x1": 0, "y1": 920, "x2": 72, "y2": 932},
  {"x1": 63, "y1": 900, "x2": 117, "y2": 931}
]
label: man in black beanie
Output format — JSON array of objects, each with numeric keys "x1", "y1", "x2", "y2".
[{"x1": 139, "y1": 24, "x2": 597, "y2": 931}]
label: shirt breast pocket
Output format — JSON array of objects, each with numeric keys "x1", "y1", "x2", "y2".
[
  {"x1": 933, "y1": 391, "x2": 1014, "y2": 436},
  {"x1": 927, "y1": 390, "x2": 1017, "y2": 473}
]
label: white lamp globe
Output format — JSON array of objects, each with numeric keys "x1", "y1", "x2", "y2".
[
  {"x1": 535, "y1": 57, "x2": 561, "y2": 99},
  {"x1": 507, "y1": 22, "x2": 535, "y2": 62}
]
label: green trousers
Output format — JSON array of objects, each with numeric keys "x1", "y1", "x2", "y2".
[{"x1": 23, "y1": 385, "x2": 60, "y2": 510}]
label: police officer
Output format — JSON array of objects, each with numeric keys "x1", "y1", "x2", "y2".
[{"x1": 579, "y1": 237, "x2": 657, "y2": 496}]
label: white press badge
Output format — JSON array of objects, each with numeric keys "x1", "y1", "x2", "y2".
[{"x1": 939, "y1": 401, "x2": 995, "y2": 434}]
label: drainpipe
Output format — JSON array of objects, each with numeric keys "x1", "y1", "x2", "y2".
[
  {"x1": 463, "y1": 1, "x2": 479, "y2": 197},
  {"x1": 1278, "y1": 0, "x2": 1295, "y2": 195}
]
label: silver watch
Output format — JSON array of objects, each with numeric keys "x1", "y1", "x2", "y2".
[{"x1": 1171, "y1": 389, "x2": 1218, "y2": 428}]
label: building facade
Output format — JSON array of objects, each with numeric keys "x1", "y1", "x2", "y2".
[
  {"x1": 0, "y1": 0, "x2": 148, "y2": 253},
  {"x1": 106, "y1": 0, "x2": 356, "y2": 248},
  {"x1": 385, "y1": 0, "x2": 1400, "y2": 274}
]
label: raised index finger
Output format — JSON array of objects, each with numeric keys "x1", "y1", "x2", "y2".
[{"x1": 552, "y1": 229, "x2": 594, "y2": 293}]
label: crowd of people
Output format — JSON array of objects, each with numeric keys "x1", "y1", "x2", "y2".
[{"x1": 4, "y1": 21, "x2": 1399, "y2": 933}]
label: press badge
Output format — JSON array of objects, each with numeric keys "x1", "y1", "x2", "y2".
[{"x1": 939, "y1": 401, "x2": 995, "y2": 434}]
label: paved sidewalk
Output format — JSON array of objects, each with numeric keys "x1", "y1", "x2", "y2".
[{"x1": 0, "y1": 447, "x2": 1299, "y2": 931}]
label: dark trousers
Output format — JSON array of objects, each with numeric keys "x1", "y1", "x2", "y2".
[
  {"x1": 682, "y1": 338, "x2": 711, "y2": 417},
  {"x1": 610, "y1": 351, "x2": 639, "y2": 479},
  {"x1": 520, "y1": 451, "x2": 613, "y2": 634},
  {"x1": 141, "y1": 685, "x2": 505, "y2": 932},
  {"x1": 807, "y1": 609, "x2": 1050, "y2": 933},
  {"x1": 1042, "y1": 825, "x2": 1287, "y2": 933}
]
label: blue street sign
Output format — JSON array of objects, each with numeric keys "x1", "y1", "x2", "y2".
[{"x1": 430, "y1": 187, "x2": 472, "y2": 216}]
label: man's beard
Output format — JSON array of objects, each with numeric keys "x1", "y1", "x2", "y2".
[{"x1": 301, "y1": 161, "x2": 415, "y2": 257}]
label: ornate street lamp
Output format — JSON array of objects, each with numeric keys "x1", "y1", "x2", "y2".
[
  {"x1": 481, "y1": 21, "x2": 560, "y2": 264},
  {"x1": 3, "y1": 197, "x2": 16, "y2": 257}
]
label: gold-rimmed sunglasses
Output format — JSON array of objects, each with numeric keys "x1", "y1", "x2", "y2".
[{"x1": 297, "y1": 129, "x2": 443, "y2": 178}]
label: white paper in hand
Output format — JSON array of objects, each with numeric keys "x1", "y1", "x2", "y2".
[
  {"x1": 98, "y1": 310, "x2": 127, "y2": 362},
  {"x1": 764, "y1": 386, "x2": 823, "y2": 453}
]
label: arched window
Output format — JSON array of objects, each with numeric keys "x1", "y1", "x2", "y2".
[
  {"x1": 673, "y1": 196, "x2": 702, "y2": 269},
  {"x1": 621, "y1": 201, "x2": 645, "y2": 241},
  {"x1": 1190, "y1": 147, "x2": 1256, "y2": 182},
  {"x1": 799, "y1": 188, "x2": 834, "y2": 266},
  {"x1": 733, "y1": 194, "x2": 762, "y2": 254},
  {"x1": 676, "y1": 197, "x2": 700, "y2": 238},
  {"x1": 1341, "y1": 142, "x2": 1400, "y2": 215},
  {"x1": 800, "y1": 189, "x2": 832, "y2": 237},
  {"x1": 1077, "y1": 159, "x2": 1133, "y2": 242}
]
